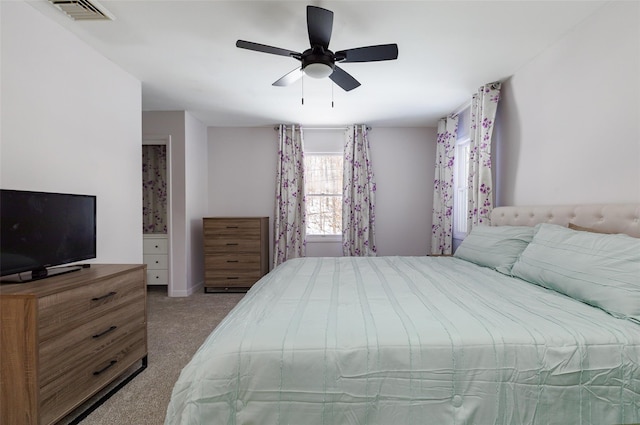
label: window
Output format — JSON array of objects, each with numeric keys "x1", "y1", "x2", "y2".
[
  {"x1": 304, "y1": 154, "x2": 343, "y2": 236},
  {"x1": 303, "y1": 130, "x2": 344, "y2": 238},
  {"x1": 453, "y1": 107, "x2": 471, "y2": 240}
]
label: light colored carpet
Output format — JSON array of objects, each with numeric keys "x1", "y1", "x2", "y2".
[{"x1": 64, "y1": 286, "x2": 244, "y2": 425}]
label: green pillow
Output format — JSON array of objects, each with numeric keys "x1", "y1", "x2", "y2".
[
  {"x1": 511, "y1": 223, "x2": 640, "y2": 321},
  {"x1": 454, "y1": 225, "x2": 536, "y2": 274}
]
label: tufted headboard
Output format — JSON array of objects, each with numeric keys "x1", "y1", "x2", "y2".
[{"x1": 490, "y1": 204, "x2": 640, "y2": 238}]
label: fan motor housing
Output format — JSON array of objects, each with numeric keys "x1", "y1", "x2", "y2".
[{"x1": 302, "y1": 48, "x2": 335, "y2": 77}]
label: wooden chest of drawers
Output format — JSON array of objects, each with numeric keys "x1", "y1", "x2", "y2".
[
  {"x1": 203, "y1": 217, "x2": 269, "y2": 292},
  {"x1": 0, "y1": 264, "x2": 147, "y2": 425}
]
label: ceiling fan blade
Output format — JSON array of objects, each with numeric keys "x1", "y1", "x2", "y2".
[
  {"x1": 335, "y1": 44, "x2": 399, "y2": 63},
  {"x1": 236, "y1": 40, "x2": 301, "y2": 58},
  {"x1": 307, "y1": 5, "x2": 333, "y2": 49},
  {"x1": 273, "y1": 68, "x2": 304, "y2": 87},
  {"x1": 330, "y1": 65, "x2": 361, "y2": 92}
]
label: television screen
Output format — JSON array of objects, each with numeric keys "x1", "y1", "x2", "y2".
[{"x1": 0, "y1": 189, "x2": 96, "y2": 278}]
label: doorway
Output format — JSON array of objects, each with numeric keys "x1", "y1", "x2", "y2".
[{"x1": 142, "y1": 136, "x2": 172, "y2": 293}]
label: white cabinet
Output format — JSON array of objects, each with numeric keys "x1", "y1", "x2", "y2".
[{"x1": 143, "y1": 234, "x2": 169, "y2": 286}]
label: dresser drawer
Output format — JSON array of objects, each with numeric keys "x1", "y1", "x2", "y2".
[
  {"x1": 39, "y1": 327, "x2": 146, "y2": 425},
  {"x1": 143, "y1": 237, "x2": 168, "y2": 254},
  {"x1": 204, "y1": 238, "x2": 261, "y2": 254},
  {"x1": 206, "y1": 254, "x2": 261, "y2": 271},
  {"x1": 38, "y1": 269, "x2": 145, "y2": 344},
  {"x1": 204, "y1": 276, "x2": 261, "y2": 290},
  {"x1": 144, "y1": 254, "x2": 168, "y2": 270},
  {"x1": 147, "y1": 269, "x2": 168, "y2": 285},
  {"x1": 205, "y1": 267, "x2": 263, "y2": 280},
  {"x1": 204, "y1": 218, "x2": 262, "y2": 238}
]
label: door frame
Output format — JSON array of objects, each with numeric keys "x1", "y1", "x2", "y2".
[{"x1": 142, "y1": 135, "x2": 173, "y2": 294}]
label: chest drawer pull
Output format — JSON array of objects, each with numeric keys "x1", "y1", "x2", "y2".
[
  {"x1": 226, "y1": 243, "x2": 239, "y2": 246},
  {"x1": 227, "y1": 277, "x2": 239, "y2": 280},
  {"x1": 226, "y1": 260, "x2": 239, "y2": 263},
  {"x1": 93, "y1": 359, "x2": 117, "y2": 376},
  {"x1": 92, "y1": 291, "x2": 117, "y2": 302},
  {"x1": 226, "y1": 226, "x2": 239, "y2": 229},
  {"x1": 92, "y1": 325, "x2": 118, "y2": 339}
]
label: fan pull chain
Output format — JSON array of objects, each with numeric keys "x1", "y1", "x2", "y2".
[
  {"x1": 331, "y1": 81, "x2": 334, "y2": 108},
  {"x1": 301, "y1": 75, "x2": 304, "y2": 105}
]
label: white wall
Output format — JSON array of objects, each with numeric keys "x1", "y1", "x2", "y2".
[
  {"x1": 207, "y1": 127, "x2": 436, "y2": 264},
  {"x1": 371, "y1": 128, "x2": 437, "y2": 256},
  {"x1": 1, "y1": 1, "x2": 142, "y2": 264},
  {"x1": 495, "y1": 1, "x2": 640, "y2": 205},
  {"x1": 185, "y1": 113, "x2": 208, "y2": 292},
  {"x1": 143, "y1": 111, "x2": 207, "y2": 296},
  {"x1": 143, "y1": 112, "x2": 186, "y2": 296},
  {"x1": 207, "y1": 127, "x2": 278, "y2": 265}
]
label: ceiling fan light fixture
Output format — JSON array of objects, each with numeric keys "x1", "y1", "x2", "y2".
[
  {"x1": 303, "y1": 62, "x2": 334, "y2": 79},
  {"x1": 236, "y1": 5, "x2": 398, "y2": 91}
]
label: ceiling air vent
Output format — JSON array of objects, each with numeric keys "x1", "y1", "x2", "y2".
[{"x1": 47, "y1": 0, "x2": 115, "y2": 21}]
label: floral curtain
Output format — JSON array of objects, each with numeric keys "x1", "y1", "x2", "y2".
[
  {"x1": 342, "y1": 125, "x2": 377, "y2": 256},
  {"x1": 142, "y1": 144, "x2": 167, "y2": 234},
  {"x1": 274, "y1": 124, "x2": 306, "y2": 267},
  {"x1": 467, "y1": 82, "x2": 501, "y2": 229},
  {"x1": 430, "y1": 115, "x2": 459, "y2": 255}
]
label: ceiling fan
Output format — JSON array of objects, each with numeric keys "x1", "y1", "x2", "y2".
[{"x1": 236, "y1": 5, "x2": 398, "y2": 92}]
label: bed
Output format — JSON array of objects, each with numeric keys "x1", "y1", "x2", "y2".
[{"x1": 165, "y1": 204, "x2": 640, "y2": 424}]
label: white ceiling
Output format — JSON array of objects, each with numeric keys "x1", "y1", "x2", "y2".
[{"x1": 28, "y1": 0, "x2": 606, "y2": 127}]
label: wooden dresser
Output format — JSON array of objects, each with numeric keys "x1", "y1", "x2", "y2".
[
  {"x1": 0, "y1": 264, "x2": 147, "y2": 425},
  {"x1": 203, "y1": 217, "x2": 269, "y2": 292}
]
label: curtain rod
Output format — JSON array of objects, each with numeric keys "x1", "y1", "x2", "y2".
[
  {"x1": 451, "y1": 100, "x2": 471, "y2": 117},
  {"x1": 273, "y1": 126, "x2": 371, "y2": 131}
]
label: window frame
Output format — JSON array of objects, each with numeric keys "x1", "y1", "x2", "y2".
[
  {"x1": 304, "y1": 151, "x2": 343, "y2": 242},
  {"x1": 453, "y1": 106, "x2": 471, "y2": 241},
  {"x1": 452, "y1": 136, "x2": 470, "y2": 241}
]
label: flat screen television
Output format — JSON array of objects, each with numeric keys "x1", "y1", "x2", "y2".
[{"x1": 0, "y1": 189, "x2": 96, "y2": 281}]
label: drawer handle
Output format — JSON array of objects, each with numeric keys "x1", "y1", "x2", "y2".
[
  {"x1": 227, "y1": 260, "x2": 239, "y2": 263},
  {"x1": 155, "y1": 260, "x2": 159, "y2": 264},
  {"x1": 227, "y1": 277, "x2": 239, "y2": 280},
  {"x1": 155, "y1": 245, "x2": 159, "y2": 248},
  {"x1": 93, "y1": 360, "x2": 117, "y2": 376},
  {"x1": 92, "y1": 325, "x2": 117, "y2": 339},
  {"x1": 226, "y1": 226, "x2": 239, "y2": 229},
  {"x1": 92, "y1": 291, "x2": 117, "y2": 302},
  {"x1": 226, "y1": 243, "x2": 238, "y2": 246}
]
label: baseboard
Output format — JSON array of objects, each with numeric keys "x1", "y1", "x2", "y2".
[{"x1": 168, "y1": 280, "x2": 204, "y2": 297}]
